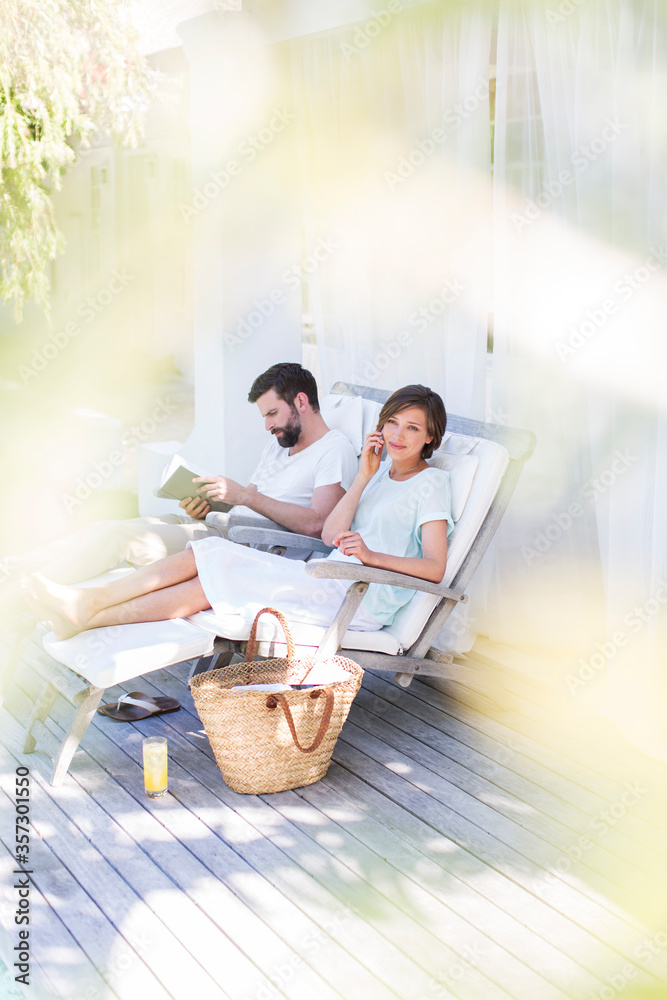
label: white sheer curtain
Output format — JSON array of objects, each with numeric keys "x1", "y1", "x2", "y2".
[
  {"x1": 288, "y1": 1, "x2": 667, "y2": 753},
  {"x1": 290, "y1": 3, "x2": 493, "y2": 418},
  {"x1": 491, "y1": 0, "x2": 667, "y2": 758}
]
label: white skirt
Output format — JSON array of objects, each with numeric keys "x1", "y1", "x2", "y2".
[{"x1": 188, "y1": 536, "x2": 381, "y2": 631}]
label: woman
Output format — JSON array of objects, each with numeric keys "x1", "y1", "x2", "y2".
[{"x1": 23, "y1": 385, "x2": 455, "y2": 640}]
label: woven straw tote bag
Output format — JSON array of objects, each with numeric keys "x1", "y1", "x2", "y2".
[{"x1": 189, "y1": 607, "x2": 363, "y2": 794}]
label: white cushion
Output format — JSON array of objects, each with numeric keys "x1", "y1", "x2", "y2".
[
  {"x1": 444, "y1": 437, "x2": 509, "y2": 588},
  {"x1": 427, "y1": 452, "x2": 478, "y2": 522},
  {"x1": 187, "y1": 609, "x2": 403, "y2": 655},
  {"x1": 320, "y1": 394, "x2": 481, "y2": 520},
  {"x1": 43, "y1": 619, "x2": 215, "y2": 688},
  {"x1": 372, "y1": 451, "x2": 477, "y2": 523},
  {"x1": 361, "y1": 398, "x2": 383, "y2": 441},
  {"x1": 40, "y1": 428, "x2": 509, "y2": 675},
  {"x1": 441, "y1": 431, "x2": 479, "y2": 454},
  {"x1": 320, "y1": 393, "x2": 384, "y2": 456},
  {"x1": 385, "y1": 435, "x2": 509, "y2": 650},
  {"x1": 188, "y1": 435, "x2": 508, "y2": 656},
  {"x1": 320, "y1": 394, "x2": 365, "y2": 454}
]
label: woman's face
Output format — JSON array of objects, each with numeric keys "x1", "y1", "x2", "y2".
[{"x1": 380, "y1": 406, "x2": 433, "y2": 464}]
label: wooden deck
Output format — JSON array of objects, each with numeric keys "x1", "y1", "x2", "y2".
[{"x1": 2, "y1": 628, "x2": 667, "y2": 1000}]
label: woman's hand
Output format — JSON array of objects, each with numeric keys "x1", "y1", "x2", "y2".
[
  {"x1": 358, "y1": 430, "x2": 384, "y2": 481},
  {"x1": 321, "y1": 436, "x2": 382, "y2": 547},
  {"x1": 333, "y1": 531, "x2": 375, "y2": 565}
]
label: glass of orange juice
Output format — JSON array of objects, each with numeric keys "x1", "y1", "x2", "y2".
[{"x1": 142, "y1": 736, "x2": 168, "y2": 798}]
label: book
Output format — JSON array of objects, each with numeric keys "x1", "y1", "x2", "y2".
[{"x1": 154, "y1": 455, "x2": 233, "y2": 513}]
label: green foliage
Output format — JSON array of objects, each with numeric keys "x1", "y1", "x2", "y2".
[{"x1": 0, "y1": 0, "x2": 156, "y2": 320}]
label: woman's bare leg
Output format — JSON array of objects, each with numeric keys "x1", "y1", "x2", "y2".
[
  {"x1": 23, "y1": 550, "x2": 201, "y2": 637},
  {"x1": 78, "y1": 578, "x2": 211, "y2": 630},
  {"x1": 24, "y1": 577, "x2": 211, "y2": 640}
]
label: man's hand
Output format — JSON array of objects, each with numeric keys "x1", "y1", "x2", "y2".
[
  {"x1": 179, "y1": 496, "x2": 210, "y2": 519},
  {"x1": 193, "y1": 475, "x2": 246, "y2": 507},
  {"x1": 333, "y1": 531, "x2": 375, "y2": 565}
]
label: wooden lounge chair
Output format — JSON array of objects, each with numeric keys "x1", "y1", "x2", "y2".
[
  {"x1": 189, "y1": 382, "x2": 535, "y2": 686},
  {"x1": 16, "y1": 382, "x2": 535, "y2": 784}
]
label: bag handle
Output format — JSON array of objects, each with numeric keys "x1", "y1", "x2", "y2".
[
  {"x1": 244, "y1": 607, "x2": 296, "y2": 663},
  {"x1": 267, "y1": 689, "x2": 335, "y2": 753}
]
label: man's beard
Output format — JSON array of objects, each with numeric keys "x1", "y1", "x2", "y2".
[{"x1": 272, "y1": 406, "x2": 301, "y2": 449}]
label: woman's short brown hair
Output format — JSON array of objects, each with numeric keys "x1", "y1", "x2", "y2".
[{"x1": 377, "y1": 385, "x2": 447, "y2": 460}]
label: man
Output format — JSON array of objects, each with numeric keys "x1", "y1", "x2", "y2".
[{"x1": 4, "y1": 363, "x2": 357, "y2": 587}]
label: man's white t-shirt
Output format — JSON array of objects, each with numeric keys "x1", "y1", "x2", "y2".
[{"x1": 232, "y1": 429, "x2": 358, "y2": 518}]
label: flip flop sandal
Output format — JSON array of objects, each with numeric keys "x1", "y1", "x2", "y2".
[{"x1": 97, "y1": 691, "x2": 181, "y2": 721}]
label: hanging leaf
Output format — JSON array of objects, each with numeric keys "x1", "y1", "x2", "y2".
[{"x1": 0, "y1": 0, "x2": 157, "y2": 320}]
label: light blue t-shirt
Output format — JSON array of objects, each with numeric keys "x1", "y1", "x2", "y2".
[{"x1": 326, "y1": 465, "x2": 455, "y2": 625}]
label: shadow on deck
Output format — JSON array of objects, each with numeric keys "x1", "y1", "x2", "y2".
[{"x1": 1, "y1": 626, "x2": 667, "y2": 1000}]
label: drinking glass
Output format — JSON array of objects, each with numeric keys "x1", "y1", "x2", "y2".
[{"x1": 142, "y1": 736, "x2": 168, "y2": 798}]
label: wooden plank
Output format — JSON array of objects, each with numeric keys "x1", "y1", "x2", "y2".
[
  {"x1": 345, "y1": 706, "x2": 667, "y2": 963},
  {"x1": 460, "y1": 646, "x2": 600, "y2": 716},
  {"x1": 2, "y1": 696, "x2": 355, "y2": 1000},
  {"x1": 405, "y1": 673, "x2": 667, "y2": 838},
  {"x1": 419, "y1": 660, "x2": 667, "y2": 802},
  {"x1": 331, "y1": 736, "x2": 666, "y2": 983},
  {"x1": 248, "y1": 788, "x2": 532, "y2": 1000},
  {"x1": 320, "y1": 747, "x2": 640, "y2": 974},
  {"x1": 318, "y1": 761, "x2": 666, "y2": 998},
  {"x1": 360, "y1": 672, "x2": 603, "y2": 809},
  {"x1": 18, "y1": 639, "x2": 91, "y2": 703},
  {"x1": 321, "y1": 762, "x2": 608, "y2": 971},
  {"x1": 361, "y1": 671, "x2": 602, "y2": 795},
  {"x1": 0, "y1": 624, "x2": 34, "y2": 708},
  {"x1": 85, "y1": 719, "x2": 430, "y2": 1000},
  {"x1": 76, "y1": 673, "x2": 497, "y2": 1000},
  {"x1": 0, "y1": 835, "x2": 111, "y2": 1000},
  {"x1": 0, "y1": 728, "x2": 227, "y2": 1000},
  {"x1": 422, "y1": 653, "x2": 588, "y2": 717},
  {"x1": 270, "y1": 784, "x2": 579, "y2": 1000},
  {"x1": 107, "y1": 676, "x2": 628, "y2": 1000},
  {"x1": 340, "y1": 710, "x2": 658, "y2": 926},
  {"x1": 355, "y1": 678, "x2": 667, "y2": 884},
  {"x1": 145, "y1": 664, "x2": 667, "y2": 975},
  {"x1": 465, "y1": 642, "x2": 667, "y2": 794},
  {"x1": 306, "y1": 556, "x2": 467, "y2": 601},
  {"x1": 8, "y1": 672, "x2": 407, "y2": 1000},
  {"x1": 7, "y1": 642, "x2": 666, "y2": 999},
  {"x1": 0, "y1": 780, "x2": 135, "y2": 1000},
  {"x1": 211, "y1": 808, "x2": 513, "y2": 1000},
  {"x1": 294, "y1": 773, "x2": 607, "y2": 998},
  {"x1": 440, "y1": 667, "x2": 667, "y2": 819},
  {"x1": 363, "y1": 669, "x2": 667, "y2": 859},
  {"x1": 24, "y1": 718, "x2": 61, "y2": 761}
]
